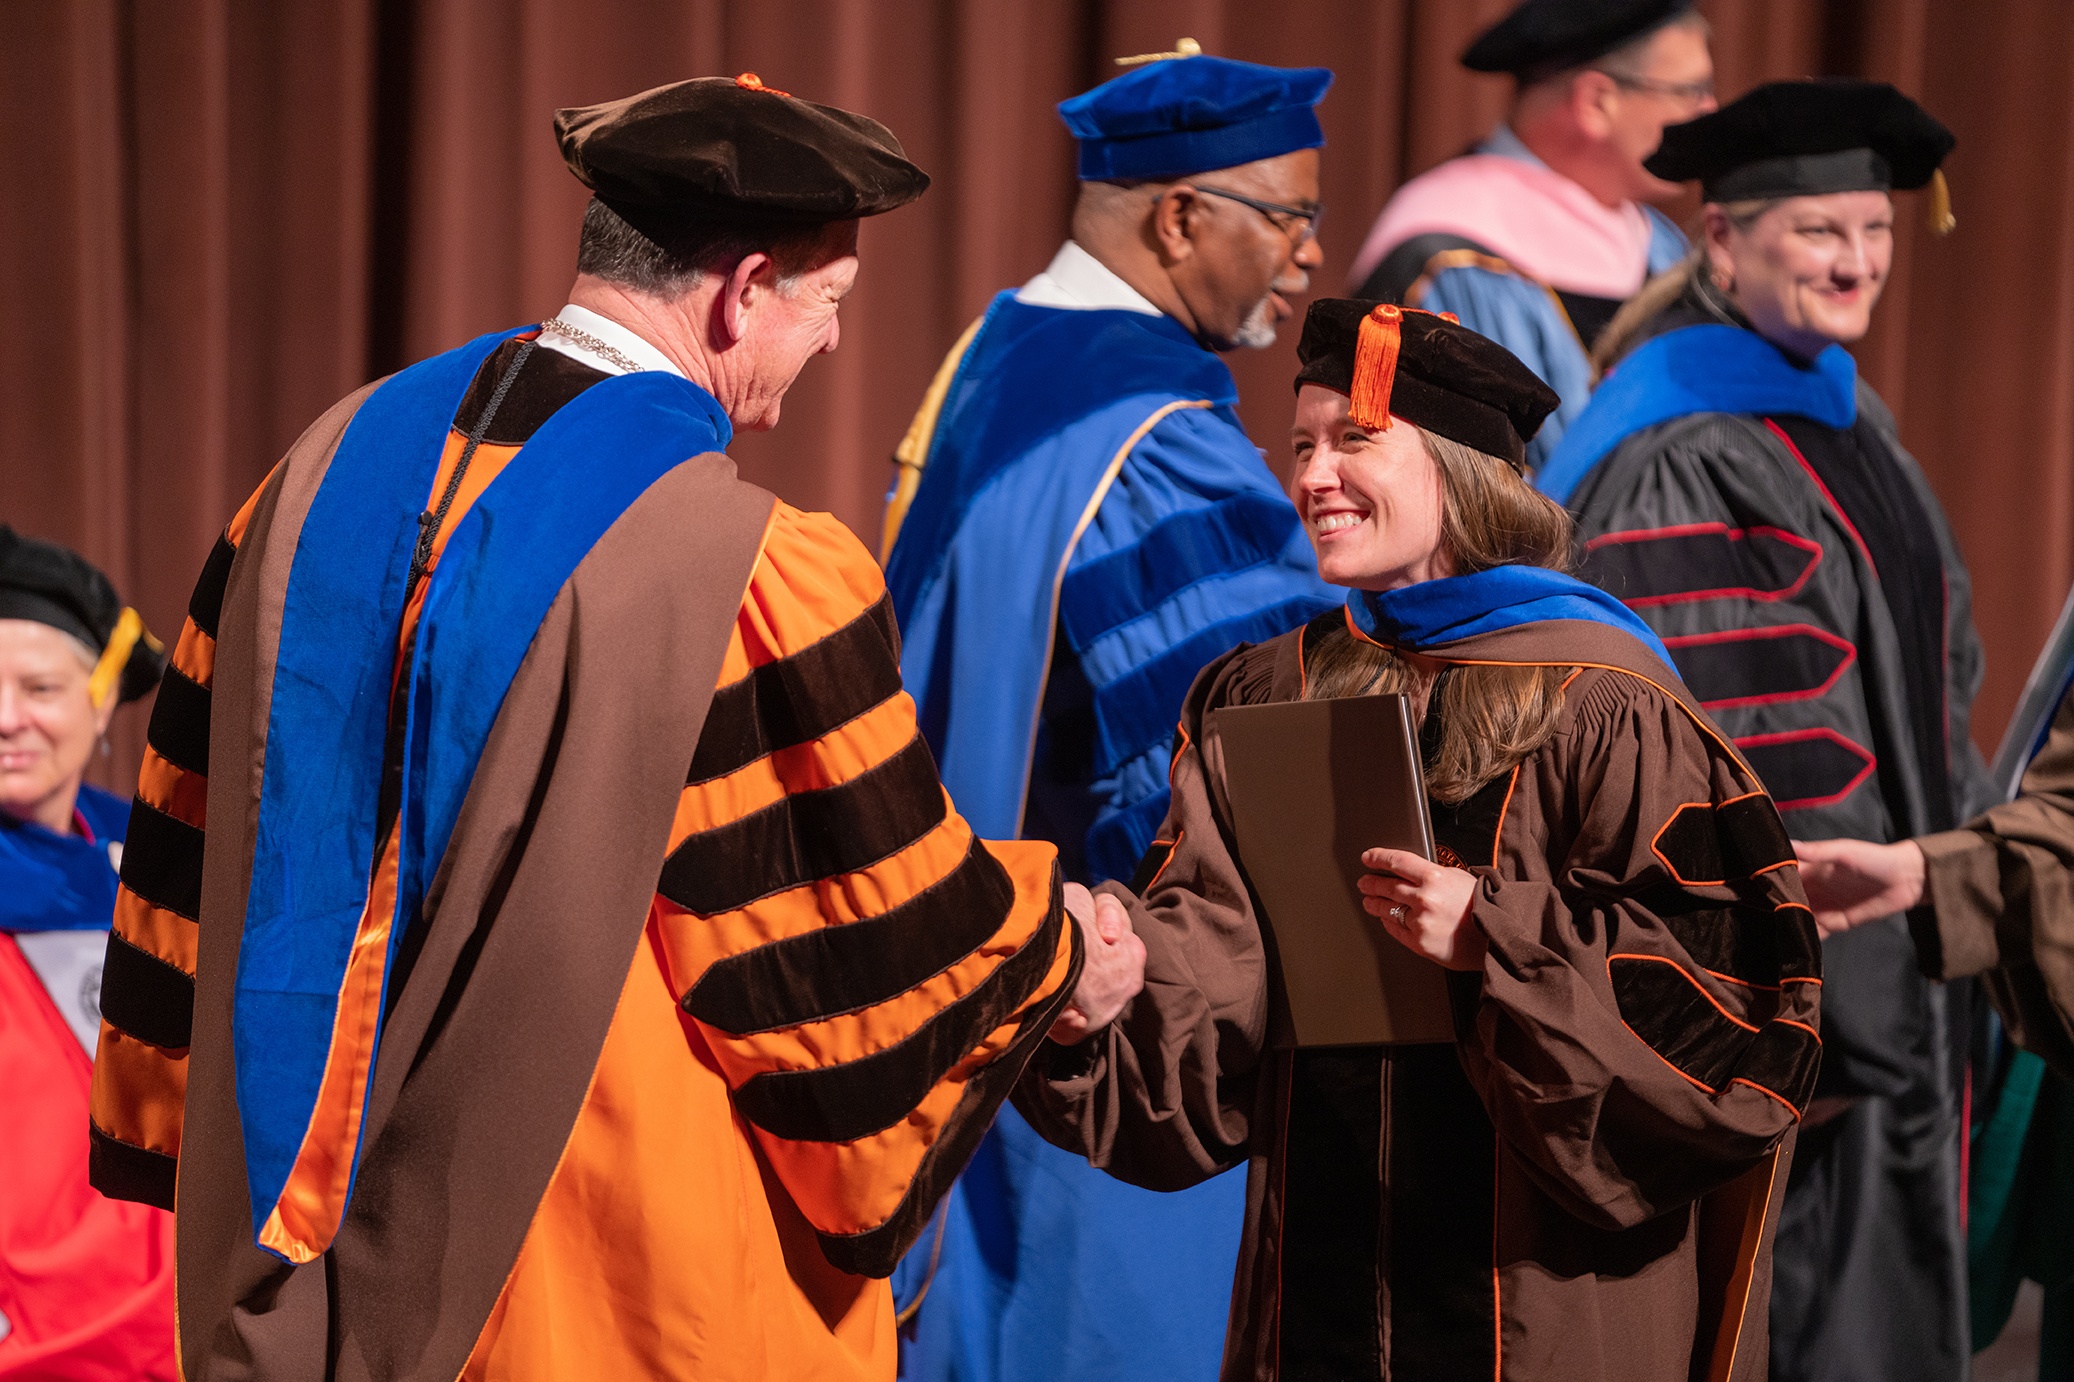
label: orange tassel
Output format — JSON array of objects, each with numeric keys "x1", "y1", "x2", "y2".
[{"x1": 1350, "y1": 304, "x2": 1403, "y2": 430}]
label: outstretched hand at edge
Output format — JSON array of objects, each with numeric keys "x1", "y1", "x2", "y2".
[{"x1": 1792, "y1": 837, "x2": 1927, "y2": 937}]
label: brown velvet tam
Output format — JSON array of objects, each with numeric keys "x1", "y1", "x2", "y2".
[
  {"x1": 555, "y1": 75, "x2": 930, "y2": 226},
  {"x1": 1293, "y1": 299, "x2": 1560, "y2": 470}
]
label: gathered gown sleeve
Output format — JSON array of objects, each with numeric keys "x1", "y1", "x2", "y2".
[
  {"x1": 1013, "y1": 643, "x2": 1279, "y2": 1193},
  {"x1": 649, "y1": 503, "x2": 1082, "y2": 1274},
  {"x1": 1457, "y1": 669, "x2": 1822, "y2": 1231}
]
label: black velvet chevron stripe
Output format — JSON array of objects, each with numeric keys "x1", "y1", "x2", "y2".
[
  {"x1": 1609, "y1": 955, "x2": 1759, "y2": 1093},
  {"x1": 687, "y1": 594, "x2": 903, "y2": 786},
  {"x1": 1737, "y1": 733, "x2": 1875, "y2": 811},
  {"x1": 100, "y1": 931, "x2": 195, "y2": 1049},
  {"x1": 816, "y1": 892, "x2": 1080, "y2": 1279},
  {"x1": 88, "y1": 1121, "x2": 177, "y2": 1212},
  {"x1": 188, "y1": 533, "x2": 236, "y2": 640},
  {"x1": 1667, "y1": 628, "x2": 1853, "y2": 708},
  {"x1": 1581, "y1": 525, "x2": 1819, "y2": 606},
  {"x1": 119, "y1": 796, "x2": 205, "y2": 921},
  {"x1": 145, "y1": 664, "x2": 212, "y2": 777},
  {"x1": 1645, "y1": 888, "x2": 1823, "y2": 986},
  {"x1": 683, "y1": 838, "x2": 1014, "y2": 1036},
  {"x1": 1655, "y1": 796, "x2": 1795, "y2": 886},
  {"x1": 659, "y1": 734, "x2": 947, "y2": 917},
  {"x1": 1736, "y1": 1018, "x2": 1822, "y2": 1112},
  {"x1": 732, "y1": 869, "x2": 1065, "y2": 1145}
]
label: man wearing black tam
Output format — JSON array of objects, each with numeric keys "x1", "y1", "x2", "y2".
[
  {"x1": 87, "y1": 75, "x2": 1145, "y2": 1381},
  {"x1": 1019, "y1": 300, "x2": 1820, "y2": 1379},
  {"x1": 1543, "y1": 79, "x2": 1986, "y2": 1382},
  {"x1": 1348, "y1": 0, "x2": 1714, "y2": 471}
]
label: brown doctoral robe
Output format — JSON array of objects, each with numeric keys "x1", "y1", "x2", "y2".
[
  {"x1": 1918, "y1": 684, "x2": 2074, "y2": 1077},
  {"x1": 1016, "y1": 612, "x2": 1823, "y2": 1381}
]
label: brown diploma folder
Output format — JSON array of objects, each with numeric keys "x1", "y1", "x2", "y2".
[{"x1": 1209, "y1": 694, "x2": 1455, "y2": 1047}]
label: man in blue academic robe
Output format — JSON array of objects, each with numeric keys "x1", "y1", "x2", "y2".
[
  {"x1": 882, "y1": 44, "x2": 1339, "y2": 1382},
  {"x1": 1347, "y1": 0, "x2": 1714, "y2": 470}
]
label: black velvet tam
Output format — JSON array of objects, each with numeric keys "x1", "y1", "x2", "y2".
[
  {"x1": 0, "y1": 525, "x2": 164, "y2": 702},
  {"x1": 1294, "y1": 300, "x2": 1561, "y2": 469},
  {"x1": 1647, "y1": 79, "x2": 1954, "y2": 200},
  {"x1": 555, "y1": 75, "x2": 930, "y2": 226},
  {"x1": 1461, "y1": 0, "x2": 1696, "y2": 76}
]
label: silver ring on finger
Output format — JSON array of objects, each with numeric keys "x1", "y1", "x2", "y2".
[{"x1": 1388, "y1": 904, "x2": 1407, "y2": 922}]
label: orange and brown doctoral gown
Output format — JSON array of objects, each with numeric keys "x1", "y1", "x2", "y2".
[{"x1": 87, "y1": 330, "x2": 1080, "y2": 1381}]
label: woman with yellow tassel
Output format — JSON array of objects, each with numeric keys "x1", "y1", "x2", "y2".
[{"x1": 1538, "y1": 80, "x2": 1986, "y2": 1382}]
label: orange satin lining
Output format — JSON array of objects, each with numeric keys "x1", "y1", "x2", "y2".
[{"x1": 259, "y1": 429, "x2": 520, "y2": 1264}]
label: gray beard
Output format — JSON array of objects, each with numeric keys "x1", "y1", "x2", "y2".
[{"x1": 1231, "y1": 293, "x2": 1279, "y2": 350}]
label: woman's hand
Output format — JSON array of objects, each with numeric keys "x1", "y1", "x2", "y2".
[
  {"x1": 1049, "y1": 884, "x2": 1147, "y2": 1044},
  {"x1": 1792, "y1": 837, "x2": 1927, "y2": 938},
  {"x1": 1358, "y1": 848, "x2": 1485, "y2": 971}
]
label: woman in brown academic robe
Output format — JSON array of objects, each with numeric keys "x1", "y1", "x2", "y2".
[{"x1": 1015, "y1": 301, "x2": 1822, "y2": 1381}]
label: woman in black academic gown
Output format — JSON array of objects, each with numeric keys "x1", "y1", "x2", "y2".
[{"x1": 1539, "y1": 80, "x2": 1991, "y2": 1382}]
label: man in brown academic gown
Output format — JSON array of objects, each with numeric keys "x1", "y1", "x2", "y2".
[{"x1": 84, "y1": 77, "x2": 1142, "y2": 1382}]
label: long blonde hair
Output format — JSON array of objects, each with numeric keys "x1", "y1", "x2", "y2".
[{"x1": 1303, "y1": 428, "x2": 1575, "y2": 803}]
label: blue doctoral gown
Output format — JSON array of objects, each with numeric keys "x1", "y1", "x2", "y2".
[{"x1": 885, "y1": 292, "x2": 1337, "y2": 1381}]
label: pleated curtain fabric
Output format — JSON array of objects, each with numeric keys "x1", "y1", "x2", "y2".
[{"x1": 5, "y1": 0, "x2": 2072, "y2": 791}]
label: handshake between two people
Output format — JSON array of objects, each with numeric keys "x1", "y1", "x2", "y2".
[{"x1": 1047, "y1": 847, "x2": 1494, "y2": 1047}]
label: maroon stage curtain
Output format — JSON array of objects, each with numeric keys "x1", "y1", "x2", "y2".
[{"x1": 6, "y1": 0, "x2": 2071, "y2": 789}]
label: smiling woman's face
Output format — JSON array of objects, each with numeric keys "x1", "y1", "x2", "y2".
[
  {"x1": 1291, "y1": 384, "x2": 1454, "y2": 591},
  {"x1": 1708, "y1": 190, "x2": 1894, "y2": 358}
]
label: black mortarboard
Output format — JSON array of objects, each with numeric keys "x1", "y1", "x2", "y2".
[
  {"x1": 1462, "y1": 0, "x2": 1696, "y2": 77},
  {"x1": 1648, "y1": 79, "x2": 1955, "y2": 208},
  {"x1": 0, "y1": 526, "x2": 164, "y2": 704},
  {"x1": 555, "y1": 75, "x2": 930, "y2": 228},
  {"x1": 1294, "y1": 301, "x2": 1561, "y2": 470}
]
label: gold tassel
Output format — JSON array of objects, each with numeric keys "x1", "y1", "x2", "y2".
[
  {"x1": 1116, "y1": 37, "x2": 1202, "y2": 67},
  {"x1": 87, "y1": 607, "x2": 155, "y2": 708},
  {"x1": 1927, "y1": 168, "x2": 1956, "y2": 236}
]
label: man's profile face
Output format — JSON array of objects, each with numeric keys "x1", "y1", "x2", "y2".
[
  {"x1": 1169, "y1": 147, "x2": 1323, "y2": 353},
  {"x1": 732, "y1": 221, "x2": 861, "y2": 432},
  {"x1": 1601, "y1": 21, "x2": 1716, "y2": 202}
]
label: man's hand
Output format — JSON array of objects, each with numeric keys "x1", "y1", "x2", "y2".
[
  {"x1": 1049, "y1": 884, "x2": 1147, "y2": 1045},
  {"x1": 1792, "y1": 837, "x2": 1927, "y2": 937},
  {"x1": 1358, "y1": 848, "x2": 1485, "y2": 971}
]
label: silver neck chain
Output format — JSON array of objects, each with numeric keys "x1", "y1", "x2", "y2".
[{"x1": 539, "y1": 317, "x2": 650, "y2": 376}]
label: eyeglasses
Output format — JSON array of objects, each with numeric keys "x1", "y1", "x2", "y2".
[
  {"x1": 1596, "y1": 70, "x2": 1715, "y2": 106},
  {"x1": 1164, "y1": 184, "x2": 1324, "y2": 246}
]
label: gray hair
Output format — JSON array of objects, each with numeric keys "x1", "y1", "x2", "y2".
[{"x1": 574, "y1": 197, "x2": 838, "y2": 297}]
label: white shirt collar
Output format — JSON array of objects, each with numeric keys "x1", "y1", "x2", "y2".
[
  {"x1": 536, "y1": 303, "x2": 686, "y2": 378},
  {"x1": 1014, "y1": 241, "x2": 1162, "y2": 316}
]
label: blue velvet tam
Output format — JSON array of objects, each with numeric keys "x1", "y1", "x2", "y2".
[{"x1": 1058, "y1": 57, "x2": 1333, "y2": 182}]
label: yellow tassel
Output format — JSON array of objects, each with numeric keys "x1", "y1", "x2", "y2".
[
  {"x1": 1116, "y1": 37, "x2": 1202, "y2": 67},
  {"x1": 1349, "y1": 305, "x2": 1403, "y2": 431},
  {"x1": 87, "y1": 607, "x2": 153, "y2": 708},
  {"x1": 1927, "y1": 168, "x2": 1955, "y2": 236}
]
